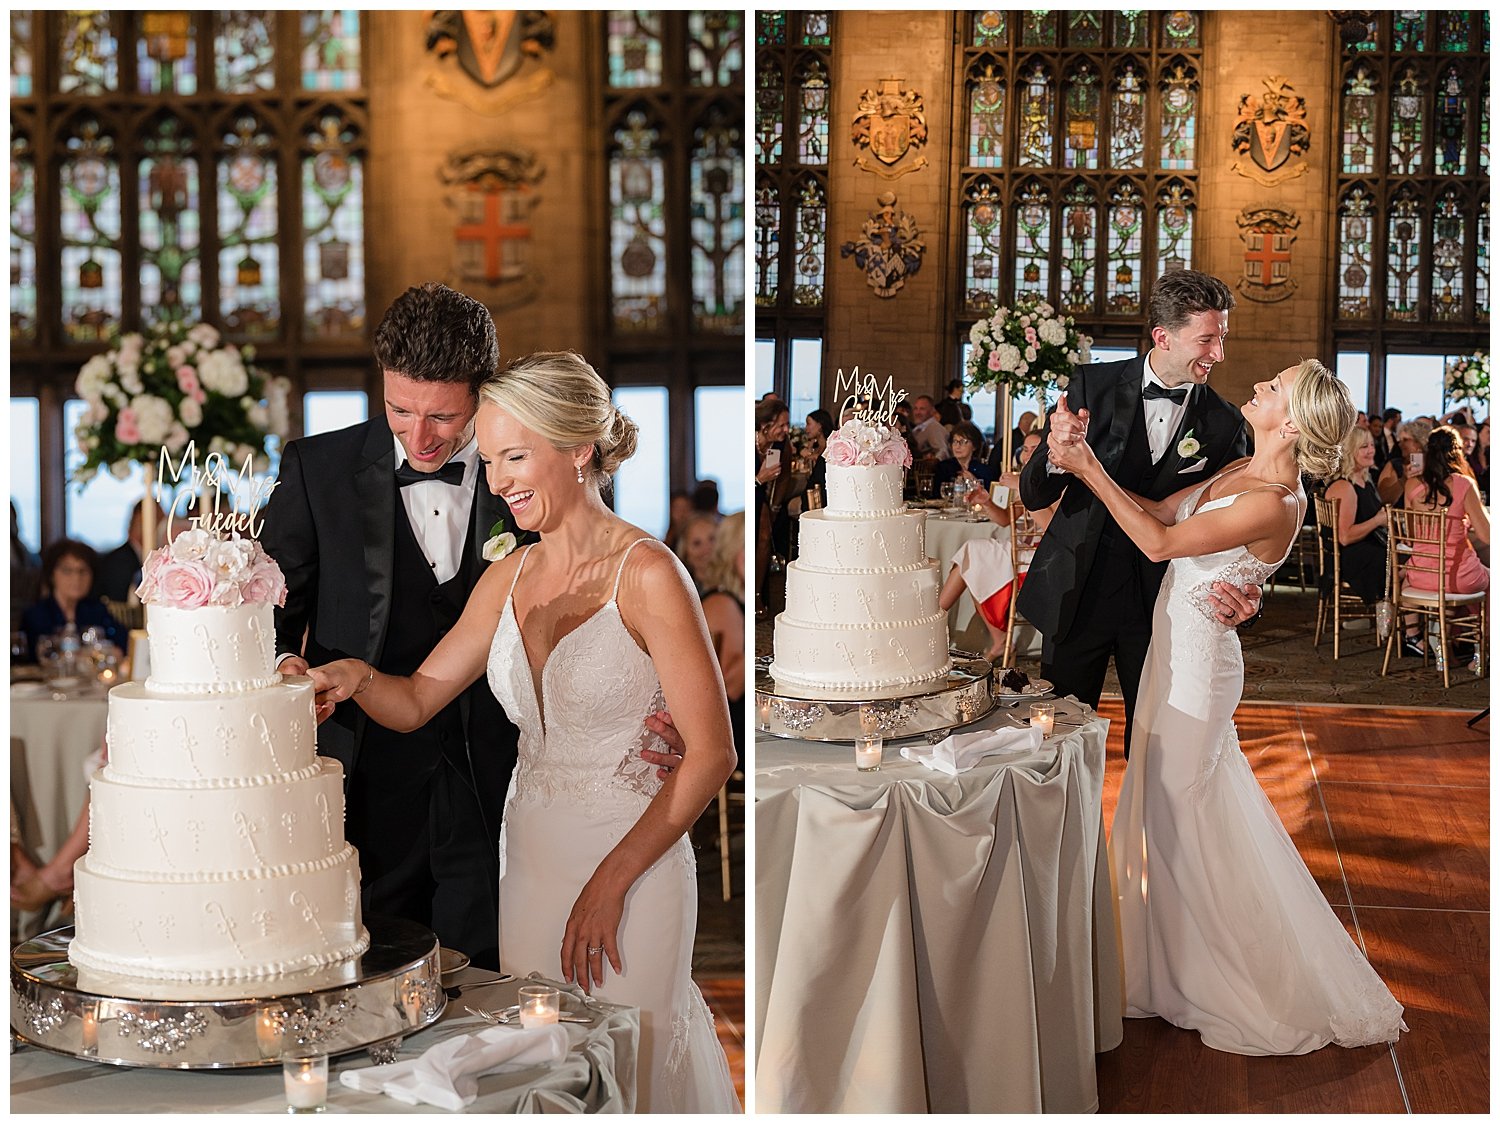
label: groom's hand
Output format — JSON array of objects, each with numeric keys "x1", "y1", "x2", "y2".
[
  {"x1": 641, "y1": 711, "x2": 685, "y2": 778},
  {"x1": 1207, "y1": 581, "x2": 1262, "y2": 627}
]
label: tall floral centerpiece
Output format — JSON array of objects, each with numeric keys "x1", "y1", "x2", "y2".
[
  {"x1": 72, "y1": 321, "x2": 290, "y2": 555},
  {"x1": 965, "y1": 296, "x2": 1093, "y2": 469},
  {"x1": 1444, "y1": 351, "x2": 1489, "y2": 411}
]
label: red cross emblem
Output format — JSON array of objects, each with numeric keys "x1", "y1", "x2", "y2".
[
  {"x1": 454, "y1": 182, "x2": 532, "y2": 284},
  {"x1": 1243, "y1": 228, "x2": 1292, "y2": 287}
]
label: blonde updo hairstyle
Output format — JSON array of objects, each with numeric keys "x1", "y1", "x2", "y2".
[
  {"x1": 478, "y1": 351, "x2": 638, "y2": 489},
  {"x1": 1286, "y1": 358, "x2": 1356, "y2": 481},
  {"x1": 1334, "y1": 422, "x2": 1374, "y2": 483}
]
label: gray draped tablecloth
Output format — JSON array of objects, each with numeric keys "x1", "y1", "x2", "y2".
[
  {"x1": 10, "y1": 972, "x2": 638, "y2": 1113},
  {"x1": 755, "y1": 699, "x2": 1123, "y2": 1113}
]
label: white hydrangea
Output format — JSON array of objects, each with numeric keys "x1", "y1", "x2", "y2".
[
  {"x1": 179, "y1": 396, "x2": 204, "y2": 428},
  {"x1": 76, "y1": 353, "x2": 113, "y2": 399},
  {"x1": 103, "y1": 383, "x2": 128, "y2": 408},
  {"x1": 995, "y1": 342, "x2": 1022, "y2": 373},
  {"x1": 1024, "y1": 345, "x2": 1038, "y2": 363},
  {"x1": 165, "y1": 344, "x2": 188, "y2": 369},
  {"x1": 1038, "y1": 317, "x2": 1067, "y2": 346},
  {"x1": 198, "y1": 348, "x2": 249, "y2": 397},
  {"x1": 130, "y1": 394, "x2": 176, "y2": 445},
  {"x1": 187, "y1": 323, "x2": 221, "y2": 350},
  {"x1": 120, "y1": 367, "x2": 144, "y2": 395}
]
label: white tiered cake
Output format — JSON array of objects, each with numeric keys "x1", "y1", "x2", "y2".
[
  {"x1": 770, "y1": 420, "x2": 951, "y2": 697},
  {"x1": 69, "y1": 531, "x2": 370, "y2": 982}
]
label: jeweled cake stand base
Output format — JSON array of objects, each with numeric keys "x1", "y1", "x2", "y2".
[
  {"x1": 11, "y1": 914, "x2": 443, "y2": 1068},
  {"x1": 754, "y1": 656, "x2": 998, "y2": 743}
]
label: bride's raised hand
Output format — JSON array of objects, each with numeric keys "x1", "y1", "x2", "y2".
[
  {"x1": 561, "y1": 872, "x2": 626, "y2": 993},
  {"x1": 1046, "y1": 398, "x2": 1097, "y2": 476}
]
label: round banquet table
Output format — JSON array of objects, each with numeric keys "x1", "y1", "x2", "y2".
[
  {"x1": 9, "y1": 970, "x2": 640, "y2": 1113},
  {"x1": 755, "y1": 697, "x2": 1124, "y2": 1113}
]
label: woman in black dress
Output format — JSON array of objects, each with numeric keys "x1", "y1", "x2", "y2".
[{"x1": 1323, "y1": 424, "x2": 1388, "y2": 604}]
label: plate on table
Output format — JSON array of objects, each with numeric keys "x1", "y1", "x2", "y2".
[
  {"x1": 991, "y1": 669, "x2": 1053, "y2": 697},
  {"x1": 439, "y1": 948, "x2": 470, "y2": 979}
]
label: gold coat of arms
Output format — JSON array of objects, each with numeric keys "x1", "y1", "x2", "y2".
[
  {"x1": 851, "y1": 78, "x2": 928, "y2": 178},
  {"x1": 424, "y1": 11, "x2": 555, "y2": 117},
  {"x1": 1230, "y1": 76, "x2": 1311, "y2": 187}
]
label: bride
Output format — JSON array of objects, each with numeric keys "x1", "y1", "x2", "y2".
[
  {"x1": 1047, "y1": 358, "x2": 1405, "y2": 1055},
  {"x1": 310, "y1": 351, "x2": 740, "y2": 1112}
]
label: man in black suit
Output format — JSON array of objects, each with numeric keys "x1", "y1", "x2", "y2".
[
  {"x1": 1018, "y1": 270, "x2": 1261, "y2": 753},
  {"x1": 94, "y1": 499, "x2": 151, "y2": 602},
  {"x1": 259, "y1": 283, "x2": 679, "y2": 969}
]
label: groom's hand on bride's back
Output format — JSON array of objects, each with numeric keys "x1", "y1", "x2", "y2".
[
  {"x1": 641, "y1": 711, "x2": 685, "y2": 778},
  {"x1": 1206, "y1": 581, "x2": 1263, "y2": 628}
]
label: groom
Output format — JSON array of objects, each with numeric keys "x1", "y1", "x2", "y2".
[
  {"x1": 1018, "y1": 270, "x2": 1260, "y2": 754},
  {"x1": 260, "y1": 283, "x2": 681, "y2": 969}
]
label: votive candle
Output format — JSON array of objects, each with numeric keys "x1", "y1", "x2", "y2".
[
  {"x1": 518, "y1": 985, "x2": 560, "y2": 1028},
  {"x1": 80, "y1": 1007, "x2": 98, "y2": 1052},
  {"x1": 1029, "y1": 703, "x2": 1056, "y2": 736},
  {"x1": 854, "y1": 733, "x2": 883, "y2": 771},
  {"x1": 283, "y1": 1055, "x2": 328, "y2": 1113}
]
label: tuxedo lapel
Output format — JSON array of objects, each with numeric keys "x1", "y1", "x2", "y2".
[
  {"x1": 1150, "y1": 392, "x2": 1204, "y2": 483},
  {"x1": 462, "y1": 480, "x2": 505, "y2": 592},
  {"x1": 355, "y1": 421, "x2": 398, "y2": 664},
  {"x1": 1100, "y1": 355, "x2": 1147, "y2": 472}
]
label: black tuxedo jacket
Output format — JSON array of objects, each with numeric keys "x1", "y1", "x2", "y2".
[
  {"x1": 1016, "y1": 354, "x2": 1248, "y2": 643},
  {"x1": 259, "y1": 415, "x2": 524, "y2": 836}
]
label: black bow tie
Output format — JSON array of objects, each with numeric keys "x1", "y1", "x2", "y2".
[
  {"x1": 1142, "y1": 383, "x2": 1189, "y2": 404},
  {"x1": 395, "y1": 459, "x2": 466, "y2": 487}
]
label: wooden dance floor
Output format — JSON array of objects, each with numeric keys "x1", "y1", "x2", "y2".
[{"x1": 1093, "y1": 699, "x2": 1489, "y2": 1114}]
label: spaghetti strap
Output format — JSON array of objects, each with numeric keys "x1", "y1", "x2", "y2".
[
  {"x1": 611, "y1": 537, "x2": 656, "y2": 601},
  {"x1": 506, "y1": 542, "x2": 537, "y2": 602}
]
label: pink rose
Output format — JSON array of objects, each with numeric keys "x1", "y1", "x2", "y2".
[
  {"x1": 1025, "y1": 326, "x2": 1038, "y2": 346},
  {"x1": 151, "y1": 559, "x2": 215, "y2": 609},
  {"x1": 824, "y1": 431, "x2": 861, "y2": 467},
  {"x1": 987, "y1": 351, "x2": 1003, "y2": 372},
  {"x1": 115, "y1": 408, "x2": 141, "y2": 445},
  {"x1": 875, "y1": 438, "x2": 912, "y2": 467},
  {"x1": 241, "y1": 559, "x2": 288, "y2": 608},
  {"x1": 176, "y1": 366, "x2": 201, "y2": 397}
]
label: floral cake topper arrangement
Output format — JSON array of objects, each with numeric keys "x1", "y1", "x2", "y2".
[
  {"x1": 137, "y1": 528, "x2": 287, "y2": 610},
  {"x1": 825, "y1": 417, "x2": 913, "y2": 468}
]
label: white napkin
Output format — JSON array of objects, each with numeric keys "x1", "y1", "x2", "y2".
[
  {"x1": 340, "y1": 1023, "x2": 569, "y2": 1111},
  {"x1": 900, "y1": 724, "x2": 1044, "y2": 775}
]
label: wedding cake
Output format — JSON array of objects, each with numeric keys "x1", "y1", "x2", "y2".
[
  {"x1": 770, "y1": 416, "x2": 951, "y2": 697},
  {"x1": 68, "y1": 529, "x2": 370, "y2": 982}
]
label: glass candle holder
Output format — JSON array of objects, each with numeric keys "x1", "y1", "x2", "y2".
[
  {"x1": 283, "y1": 1054, "x2": 328, "y2": 1113},
  {"x1": 518, "y1": 985, "x2": 560, "y2": 1028},
  {"x1": 1029, "y1": 702, "x2": 1056, "y2": 736},
  {"x1": 255, "y1": 1009, "x2": 282, "y2": 1059},
  {"x1": 854, "y1": 733, "x2": 883, "y2": 771}
]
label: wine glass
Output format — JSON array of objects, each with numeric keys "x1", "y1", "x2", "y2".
[{"x1": 940, "y1": 482, "x2": 956, "y2": 508}]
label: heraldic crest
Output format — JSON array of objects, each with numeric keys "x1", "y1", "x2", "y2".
[
  {"x1": 1230, "y1": 76, "x2": 1311, "y2": 187},
  {"x1": 438, "y1": 149, "x2": 545, "y2": 309},
  {"x1": 851, "y1": 78, "x2": 929, "y2": 178},
  {"x1": 840, "y1": 192, "x2": 927, "y2": 298},
  {"x1": 424, "y1": 11, "x2": 555, "y2": 116}
]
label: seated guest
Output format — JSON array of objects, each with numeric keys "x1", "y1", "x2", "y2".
[
  {"x1": 662, "y1": 489, "x2": 694, "y2": 552},
  {"x1": 675, "y1": 511, "x2": 720, "y2": 594},
  {"x1": 1398, "y1": 425, "x2": 1490, "y2": 658},
  {"x1": 94, "y1": 498, "x2": 160, "y2": 602},
  {"x1": 1376, "y1": 418, "x2": 1433, "y2": 506},
  {"x1": 1474, "y1": 419, "x2": 1490, "y2": 502},
  {"x1": 909, "y1": 395, "x2": 950, "y2": 460},
  {"x1": 931, "y1": 422, "x2": 995, "y2": 498},
  {"x1": 699, "y1": 511, "x2": 746, "y2": 772},
  {"x1": 986, "y1": 411, "x2": 1039, "y2": 476},
  {"x1": 21, "y1": 539, "x2": 124, "y2": 661},
  {"x1": 1323, "y1": 425, "x2": 1389, "y2": 604}
]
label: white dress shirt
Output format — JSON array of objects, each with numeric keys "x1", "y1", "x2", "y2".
[
  {"x1": 1141, "y1": 353, "x2": 1193, "y2": 464},
  {"x1": 911, "y1": 416, "x2": 951, "y2": 460},
  {"x1": 394, "y1": 434, "x2": 480, "y2": 585}
]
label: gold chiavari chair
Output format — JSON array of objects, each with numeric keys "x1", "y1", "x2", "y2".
[
  {"x1": 1381, "y1": 506, "x2": 1488, "y2": 688},
  {"x1": 1312, "y1": 495, "x2": 1380, "y2": 659}
]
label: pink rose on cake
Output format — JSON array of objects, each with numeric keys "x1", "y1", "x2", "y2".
[
  {"x1": 824, "y1": 429, "x2": 863, "y2": 467},
  {"x1": 875, "y1": 437, "x2": 913, "y2": 467},
  {"x1": 241, "y1": 558, "x2": 288, "y2": 608},
  {"x1": 825, "y1": 417, "x2": 911, "y2": 468},
  {"x1": 149, "y1": 559, "x2": 216, "y2": 609}
]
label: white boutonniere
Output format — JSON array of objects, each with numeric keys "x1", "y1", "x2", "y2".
[
  {"x1": 482, "y1": 518, "x2": 518, "y2": 562},
  {"x1": 1177, "y1": 430, "x2": 1201, "y2": 459}
]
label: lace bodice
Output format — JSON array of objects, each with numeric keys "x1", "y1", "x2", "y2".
[{"x1": 486, "y1": 540, "x2": 670, "y2": 813}]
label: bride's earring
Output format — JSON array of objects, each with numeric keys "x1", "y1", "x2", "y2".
[{"x1": 576, "y1": 464, "x2": 585, "y2": 485}]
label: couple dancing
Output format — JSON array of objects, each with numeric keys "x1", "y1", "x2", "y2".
[
  {"x1": 1019, "y1": 270, "x2": 1404, "y2": 1054},
  {"x1": 260, "y1": 284, "x2": 739, "y2": 1112}
]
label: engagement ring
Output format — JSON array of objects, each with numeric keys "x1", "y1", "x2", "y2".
[{"x1": 587, "y1": 945, "x2": 604, "y2": 955}]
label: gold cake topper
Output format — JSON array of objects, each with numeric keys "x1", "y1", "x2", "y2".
[
  {"x1": 834, "y1": 367, "x2": 907, "y2": 427},
  {"x1": 156, "y1": 442, "x2": 279, "y2": 540}
]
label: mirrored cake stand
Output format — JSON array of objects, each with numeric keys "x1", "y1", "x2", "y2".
[
  {"x1": 10, "y1": 914, "x2": 443, "y2": 1069},
  {"x1": 754, "y1": 654, "x2": 1002, "y2": 743}
]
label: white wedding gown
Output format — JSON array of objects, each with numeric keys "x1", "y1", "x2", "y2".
[
  {"x1": 487, "y1": 539, "x2": 740, "y2": 1112},
  {"x1": 1112, "y1": 478, "x2": 1406, "y2": 1055}
]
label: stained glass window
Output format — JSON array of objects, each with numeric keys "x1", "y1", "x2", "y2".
[
  {"x1": 1438, "y1": 11, "x2": 1471, "y2": 51},
  {"x1": 1013, "y1": 182, "x2": 1051, "y2": 297},
  {"x1": 754, "y1": 179, "x2": 780, "y2": 307},
  {"x1": 1434, "y1": 67, "x2": 1468, "y2": 175},
  {"x1": 1477, "y1": 202, "x2": 1490, "y2": 322},
  {"x1": 137, "y1": 12, "x2": 198, "y2": 95},
  {"x1": 963, "y1": 179, "x2": 1004, "y2": 313},
  {"x1": 689, "y1": 107, "x2": 744, "y2": 332},
  {"x1": 1388, "y1": 66, "x2": 1425, "y2": 175},
  {"x1": 301, "y1": 113, "x2": 365, "y2": 339},
  {"x1": 1022, "y1": 11, "x2": 1058, "y2": 47},
  {"x1": 608, "y1": 11, "x2": 664, "y2": 88},
  {"x1": 1391, "y1": 11, "x2": 1425, "y2": 52},
  {"x1": 1161, "y1": 11, "x2": 1199, "y2": 50},
  {"x1": 59, "y1": 11, "x2": 119, "y2": 94},
  {"x1": 801, "y1": 12, "x2": 831, "y2": 48},
  {"x1": 1430, "y1": 190, "x2": 1465, "y2": 321},
  {"x1": 11, "y1": 12, "x2": 33, "y2": 98},
  {"x1": 1067, "y1": 11, "x2": 1104, "y2": 49},
  {"x1": 1341, "y1": 65, "x2": 1377, "y2": 174},
  {"x1": 797, "y1": 60, "x2": 831, "y2": 165},
  {"x1": 1106, "y1": 182, "x2": 1144, "y2": 315},
  {"x1": 756, "y1": 59, "x2": 784, "y2": 164},
  {"x1": 1059, "y1": 183, "x2": 1097, "y2": 314},
  {"x1": 1156, "y1": 180, "x2": 1194, "y2": 273},
  {"x1": 1064, "y1": 65, "x2": 1101, "y2": 170},
  {"x1": 301, "y1": 10, "x2": 360, "y2": 91},
  {"x1": 609, "y1": 111, "x2": 667, "y2": 333},
  {"x1": 138, "y1": 115, "x2": 201, "y2": 325},
  {"x1": 688, "y1": 11, "x2": 741, "y2": 88},
  {"x1": 973, "y1": 11, "x2": 1007, "y2": 47},
  {"x1": 793, "y1": 178, "x2": 827, "y2": 306},
  {"x1": 1160, "y1": 63, "x2": 1197, "y2": 170},
  {"x1": 1385, "y1": 192, "x2": 1422, "y2": 321},
  {"x1": 1113, "y1": 11, "x2": 1147, "y2": 48},
  {"x1": 968, "y1": 65, "x2": 1005, "y2": 168},
  {"x1": 757, "y1": 11, "x2": 785, "y2": 47},
  {"x1": 215, "y1": 12, "x2": 277, "y2": 92},
  {"x1": 218, "y1": 114, "x2": 280, "y2": 338},
  {"x1": 1336, "y1": 187, "x2": 1374, "y2": 318},
  {"x1": 1018, "y1": 63, "x2": 1054, "y2": 167},
  {"x1": 60, "y1": 116, "x2": 122, "y2": 343},
  {"x1": 11, "y1": 134, "x2": 36, "y2": 341},
  {"x1": 1110, "y1": 61, "x2": 1146, "y2": 169}
]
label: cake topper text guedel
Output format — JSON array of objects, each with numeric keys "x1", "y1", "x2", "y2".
[
  {"x1": 157, "y1": 442, "x2": 279, "y2": 540},
  {"x1": 834, "y1": 367, "x2": 907, "y2": 428}
]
